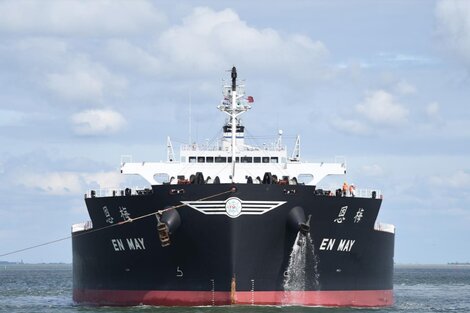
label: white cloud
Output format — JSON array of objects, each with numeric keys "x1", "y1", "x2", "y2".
[
  {"x1": 2, "y1": 38, "x2": 128, "y2": 103},
  {"x1": 0, "y1": 109, "x2": 25, "y2": 126},
  {"x1": 436, "y1": 0, "x2": 470, "y2": 64},
  {"x1": 17, "y1": 170, "x2": 124, "y2": 195},
  {"x1": 3, "y1": 6, "x2": 333, "y2": 105},
  {"x1": 45, "y1": 57, "x2": 127, "y2": 102},
  {"x1": 83, "y1": 171, "x2": 124, "y2": 189},
  {"x1": 0, "y1": 0, "x2": 166, "y2": 35},
  {"x1": 12, "y1": 37, "x2": 69, "y2": 66},
  {"x1": 394, "y1": 80, "x2": 416, "y2": 95},
  {"x1": 377, "y1": 52, "x2": 437, "y2": 66},
  {"x1": 331, "y1": 85, "x2": 413, "y2": 135},
  {"x1": 72, "y1": 109, "x2": 127, "y2": 135},
  {"x1": 331, "y1": 117, "x2": 369, "y2": 135},
  {"x1": 20, "y1": 172, "x2": 83, "y2": 195},
  {"x1": 361, "y1": 164, "x2": 384, "y2": 177},
  {"x1": 430, "y1": 170, "x2": 470, "y2": 189},
  {"x1": 426, "y1": 102, "x2": 440, "y2": 117},
  {"x1": 104, "y1": 39, "x2": 161, "y2": 75},
  {"x1": 153, "y1": 7, "x2": 330, "y2": 78},
  {"x1": 356, "y1": 90, "x2": 409, "y2": 126}
]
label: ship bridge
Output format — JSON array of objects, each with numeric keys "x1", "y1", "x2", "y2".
[
  {"x1": 121, "y1": 67, "x2": 346, "y2": 186},
  {"x1": 120, "y1": 139, "x2": 346, "y2": 186}
]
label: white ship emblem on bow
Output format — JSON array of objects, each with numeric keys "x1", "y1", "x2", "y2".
[{"x1": 182, "y1": 197, "x2": 286, "y2": 218}]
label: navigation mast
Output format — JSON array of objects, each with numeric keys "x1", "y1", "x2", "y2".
[{"x1": 230, "y1": 66, "x2": 237, "y2": 182}]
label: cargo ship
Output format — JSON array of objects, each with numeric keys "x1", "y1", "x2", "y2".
[{"x1": 72, "y1": 67, "x2": 395, "y2": 307}]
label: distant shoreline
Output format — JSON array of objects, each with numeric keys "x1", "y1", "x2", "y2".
[
  {"x1": 0, "y1": 261, "x2": 71, "y2": 266},
  {"x1": 2, "y1": 261, "x2": 469, "y2": 267},
  {"x1": 395, "y1": 263, "x2": 470, "y2": 268}
]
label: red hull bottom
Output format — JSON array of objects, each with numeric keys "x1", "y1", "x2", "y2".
[{"x1": 73, "y1": 289, "x2": 393, "y2": 307}]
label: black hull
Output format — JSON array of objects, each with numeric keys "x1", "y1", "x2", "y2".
[{"x1": 72, "y1": 184, "x2": 394, "y2": 306}]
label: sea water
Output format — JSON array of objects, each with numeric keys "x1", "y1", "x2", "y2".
[{"x1": 1, "y1": 263, "x2": 470, "y2": 313}]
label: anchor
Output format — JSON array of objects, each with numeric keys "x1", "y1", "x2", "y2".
[
  {"x1": 299, "y1": 214, "x2": 311, "y2": 236},
  {"x1": 156, "y1": 215, "x2": 171, "y2": 247},
  {"x1": 287, "y1": 206, "x2": 312, "y2": 246},
  {"x1": 155, "y1": 209, "x2": 181, "y2": 247},
  {"x1": 297, "y1": 214, "x2": 311, "y2": 246}
]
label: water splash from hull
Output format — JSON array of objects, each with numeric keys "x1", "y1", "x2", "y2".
[{"x1": 283, "y1": 231, "x2": 319, "y2": 292}]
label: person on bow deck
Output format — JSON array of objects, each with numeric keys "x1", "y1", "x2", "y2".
[
  {"x1": 349, "y1": 184, "x2": 356, "y2": 197},
  {"x1": 342, "y1": 181, "x2": 349, "y2": 197}
]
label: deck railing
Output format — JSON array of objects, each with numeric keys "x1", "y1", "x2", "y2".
[
  {"x1": 85, "y1": 186, "x2": 152, "y2": 198},
  {"x1": 355, "y1": 188, "x2": 382, "y2": 199},
  {"x1": 374, "y1": 222, "x2": 395, "y2": 234},
  {"x1": 85, "y1": 185, "x2": 381, "y2": 200},
  {"x1": 71, "y1": 220, "x2": 93, "y2": 233}
]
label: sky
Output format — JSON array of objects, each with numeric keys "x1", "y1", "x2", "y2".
[{"x1": 0, "y1": 0, "x2": 469, "y2": 264}]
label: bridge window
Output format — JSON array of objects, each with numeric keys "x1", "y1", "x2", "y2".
[
  {"x1": 254, "y1": 157, "x2": 261, "y2": 163},
  {"x1": 262, "y1": 157, "x2": 269, "y2": 163},
  {"x1": 241, "y1": 157, "x2": 252, "y2": 163},
  {"x1": 215, "y1": 156, "x2": 226, "y2": 163},
  {"x1": 189, "y1": 156, "x2": 196, "y2": 163},
  {"x1": 198, "y1": 157, "x2": 205, "y2": 163},
  {"x1": 206, "y1": 156, "x2": 214, "y2": 163},
  {"x1": 270, "y1": 157, "x2": 278, "y2": 163}
]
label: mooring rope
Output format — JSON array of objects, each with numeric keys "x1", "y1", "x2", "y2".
[
  {"x1": 0, "y1": 236, "x2": 72, "y2": 258},
  {"x1": 0, "y1": 187, "x2": 235, "y2": 258}
]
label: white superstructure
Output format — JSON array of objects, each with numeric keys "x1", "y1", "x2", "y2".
[{"x1": 121, "y1": 67, "x2": 346, "y2": 186}]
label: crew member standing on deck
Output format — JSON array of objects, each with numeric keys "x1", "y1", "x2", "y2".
[
  {"x1": 342, "y1": 182, "x2": 348, "y2": 197},
  {"x1": 349, "y1": 184, "x2": 356, "y2": 197}
]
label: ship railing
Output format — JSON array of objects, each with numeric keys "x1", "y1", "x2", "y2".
[
  {"x1": 355, "y1": 188, "x2": 382, "y2": 199},
  {"x1": 316, "y1": 188, "x2": 382, "y2": 199},
  {"x1": 180, "y1": 144, "x2": 286, "y2": 152},
  {"x1": 374, "y1": 222, "x2": 395, "y2": 234},
  {"x1": 85, "y1": 186, "x2": 152, "y2": 198},
  {"x1": 181, "y1": 144, "x2": 220, "y2": 151},
  {"x1": 71, "y1": 220, "x2": 93, "y2": 233}
]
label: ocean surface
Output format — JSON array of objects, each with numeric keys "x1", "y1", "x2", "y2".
[{"x1": 1, "y1": 264, "x2": 469, "y2": 313}]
